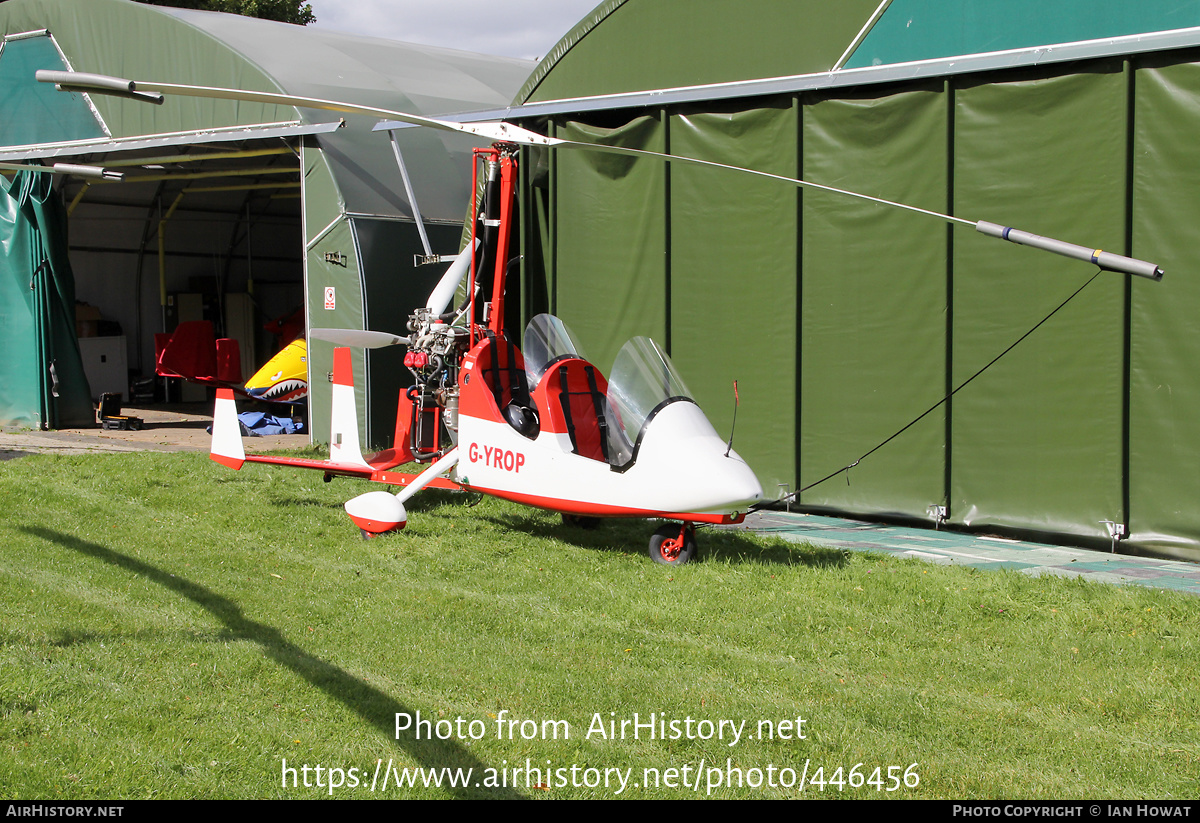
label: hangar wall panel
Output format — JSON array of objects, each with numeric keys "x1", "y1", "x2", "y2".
[
  {"x1": 0, "y1": 0, "x2": 294, "y2": 139},
  {"x1": 1128, "y1": 58, "x2": 1200, "y2": 558},
  {"x1": 799, "y1": 87, "x2": 948, "y2": 517},
  {"x1": 847, "y1": 0, "x2": 1200, "y2": 69},
  {"x1": 0, "y1": 171, "x2": 93, "y2": 429},
  {"x1": 553, "y1": 116, "x2": 668, "y2": 372},
  {"x1": 305, "y1": 217, "x2": 363, "y2": 447},
  {"x1": 670, "y1": 101, "x2": 798, "y2": 491},
  {"x1": 0, "y1": 178, "x2": 47, "y2": 427},
  {"x1": 359, "y1": 218, "x2": 462, "y2": 448},
  {"x1": 949, "y1": 68, "x2": 1127, "y2": 539},
  {"x1": 0, "y1": 34, "x2": 106, "y2": 146}
]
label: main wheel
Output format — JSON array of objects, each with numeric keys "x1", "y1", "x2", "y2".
[{"x1": 649, "y1": 523, "x2": 697, "y2": 565}]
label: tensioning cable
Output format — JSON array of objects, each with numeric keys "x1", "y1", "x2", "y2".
[{"x1": 752, "y1": 267, "x2": 1104, "y2": 512}]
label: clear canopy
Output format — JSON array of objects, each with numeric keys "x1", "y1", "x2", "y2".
[
  {"x1": 523, "y1": 317, "x2": 695, "y2": 469},
  {"x1": 605, "y1": 336, "x2": 694, "y2": 467},
  {"x1": 523, "y1": 313, "x2": 592, "y2": 387}
]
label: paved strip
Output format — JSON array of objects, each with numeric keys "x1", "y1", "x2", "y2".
[
  {"x1": 0, "y1": 403, "x2": 300, "y2": 459},
  {"x1": 740, "y1": 511, "x2": 1200, "y2": 597}
]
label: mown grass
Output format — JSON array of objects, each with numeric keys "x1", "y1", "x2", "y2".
[{"x1": 0, "y1": 450, "x2": 1197, "y2": 799}]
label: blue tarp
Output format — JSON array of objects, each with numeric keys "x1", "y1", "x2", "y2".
[{"x1": 237, "y1": 411, "x2": 303, "y2": 436}]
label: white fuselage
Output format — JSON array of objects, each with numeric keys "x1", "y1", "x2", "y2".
[{"x1": 454, "y1": 401, "x2": 763, "y2": 519}]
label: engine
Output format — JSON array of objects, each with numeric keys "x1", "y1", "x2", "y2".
[{"x1": 403, "y1": 307, "x2": 471, "y2": 457}]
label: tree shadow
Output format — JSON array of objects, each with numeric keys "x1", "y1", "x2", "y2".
[{"x1": 21, "y1": 526, "x2": 524, "y2": 799}]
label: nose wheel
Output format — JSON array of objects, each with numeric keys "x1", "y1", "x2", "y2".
[{"x1": 649, "y1": 522, "x2": 697, "y2": 565}]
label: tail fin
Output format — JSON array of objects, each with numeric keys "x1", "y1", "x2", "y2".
[
  {"x1": 329, "y1": 347, "x2": 372, "y2": 468},
  {"x1": 210, "y1": 388, "x2": 246, "y2": 469}
]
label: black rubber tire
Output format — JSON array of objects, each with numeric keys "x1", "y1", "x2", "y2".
[{"x1": 648, "y1": 523, "x2": 697, "y2": 565}]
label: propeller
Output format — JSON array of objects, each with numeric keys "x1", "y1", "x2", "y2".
[
  {"x1": 36, "y1": 70, "x2": 1163, "y2": 281},
  {"x1": 309, "y1": 329, "x2": 409, "y2": 348}
]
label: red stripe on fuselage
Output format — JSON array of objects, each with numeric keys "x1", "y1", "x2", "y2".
[{"x1": 460, "y1": 484, "x2": 745, "y2": 525}]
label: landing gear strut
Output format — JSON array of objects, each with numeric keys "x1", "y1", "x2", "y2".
[{"x1": 649, "y1": 522, "x2": 697, "y2": 565}]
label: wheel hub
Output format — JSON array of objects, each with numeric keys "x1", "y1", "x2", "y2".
[{"x1": 660, "y1": 535, "x2": 684, "y2": 561}]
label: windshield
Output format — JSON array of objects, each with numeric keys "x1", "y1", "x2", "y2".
[
  {"x1": 523, "y1": 314, "x2": 592, "y2": 387},
  {"x1": 606, "y1": 337, "x2": 694, "y2": 468}
]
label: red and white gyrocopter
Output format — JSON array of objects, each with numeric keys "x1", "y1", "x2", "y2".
[{"x1": 36, "y1": 70, "x2": 1163, "y2": 564}]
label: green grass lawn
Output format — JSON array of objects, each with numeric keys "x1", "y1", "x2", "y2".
[{"x1": 0, "y1": 450, "x2": 1197, "y2": 799}]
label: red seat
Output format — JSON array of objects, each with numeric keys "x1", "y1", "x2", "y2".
[{"x1": 534, "y1": 358, "x2": 610, "y2": 463}]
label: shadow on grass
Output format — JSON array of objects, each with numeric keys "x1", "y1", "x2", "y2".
[
  {"x1": 263, "y1": 486, "x2": 473, "y2": 514},
  {"x1": 402, "y1": 488, "x2": 476, "y2": 514},
  {"x1": 22, "y1": 526, "x2": 524, "y2": 799},
  {"x1": 248, "y1": 480, "x2": 847, "y2": 569},
  {"x1": 481, "y1": 512, "x2": 850, "y2": 568},
  {"x1": 268, "y1": 495, "x2": 344, "y2": 509}
]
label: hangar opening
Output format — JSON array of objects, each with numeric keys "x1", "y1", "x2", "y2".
[{"x1": 0, "y1": 0, "x2": 531, "y2": 443}]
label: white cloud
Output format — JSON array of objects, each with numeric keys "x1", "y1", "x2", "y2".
[{"x1": 306, "y1": 0, "x2": 604, "y2": 61}]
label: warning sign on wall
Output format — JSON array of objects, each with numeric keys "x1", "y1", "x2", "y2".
[{"x1": 324, "y1": 287, "x2": 336, "y2": 310}]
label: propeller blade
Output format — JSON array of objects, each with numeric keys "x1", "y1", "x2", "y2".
[{"x1": 310, "y1": 329, "x2": 410, "y2": 348}]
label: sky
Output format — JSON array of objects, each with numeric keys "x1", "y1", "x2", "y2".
[{"x1": 306, "y1": 0, "x2": 604, "y2": 62}]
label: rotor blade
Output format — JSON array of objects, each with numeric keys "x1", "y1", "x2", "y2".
[
  {"x1": 36, "y1": 70, "x2": 165, "y2": 104},
  {"x1": 975, "y1": 222, "x2": 1162, "y2": 281},
  {"x1": 310, "y1": 329, "x2": 409, "y2": 348},
  {"x1": 378, "y1": 114, "x2": 1165, "y2": 279},
  {"x1": 35, "y1": 71, "x2": 557, "y2": 145},
  {"x1": 0, "y1": 161, "x2": 124, "y2": 181},
  {"x1": 40, "y1": 72, "x2": 1161, "y2": 279},
  {"x1": 548, "y1": 139, "x2": 1164, "y2": 280}
]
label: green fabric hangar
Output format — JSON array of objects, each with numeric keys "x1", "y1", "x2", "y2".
[
  {"x1": 0, "y1": 0, "x2": 531, "y2": 441},
  {"x1": 505, "y1": 0, "x2": 1200, "y2": 561}
]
